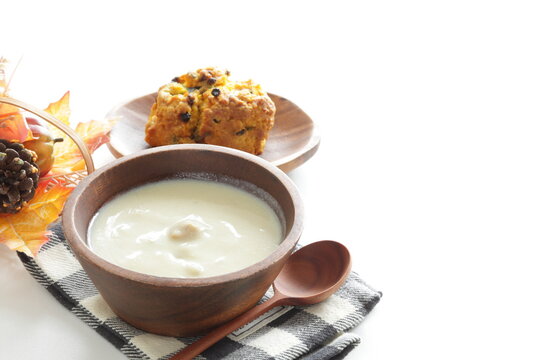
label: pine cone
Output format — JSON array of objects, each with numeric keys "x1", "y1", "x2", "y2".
[{"x1": 0, "y1": 139, "x2": 40, "y2": 213}]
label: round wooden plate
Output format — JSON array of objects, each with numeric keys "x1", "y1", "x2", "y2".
[{"x1": 106, "y1": 93, "x2": 320, "y2": 172}]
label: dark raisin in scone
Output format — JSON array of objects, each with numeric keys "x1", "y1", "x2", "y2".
[{"x1": 145, "y1": 67, "x2": 276, "y2": 155}]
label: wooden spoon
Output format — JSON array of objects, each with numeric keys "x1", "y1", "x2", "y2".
[{"x1": 171, "y1": 240, "x2": 352, "y2": 360}]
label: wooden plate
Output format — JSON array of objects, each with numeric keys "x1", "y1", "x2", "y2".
[{"x1": 107, "y1": 93, "x2": 320, "y2": 172}]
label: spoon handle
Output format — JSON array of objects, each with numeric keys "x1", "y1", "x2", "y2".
[{"x1": 171, "y1": 294, "x2": 285, "y2": 360}]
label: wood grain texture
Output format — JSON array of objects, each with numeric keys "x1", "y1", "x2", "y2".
[
  {"x1": 62, "y1": 145, "x2": 303, "y2": 337},
  {"x1": 106, "y1": 93, "x2": 320, "y2": 172},
  {"x1": 172, "y1": 240, "x2": 351, "y2": 360}
]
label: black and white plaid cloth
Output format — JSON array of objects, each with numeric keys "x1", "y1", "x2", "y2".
[{"x1": 18, "y1": 223, "x2": 381, "y2": 360}]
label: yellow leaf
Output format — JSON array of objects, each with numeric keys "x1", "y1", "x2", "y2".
[
  {"x1": 44, "y1": 91, "x2": 70, "y2": 125},
  {"x1": 0, "y1": 181, "x2": 72, "y2": 256},
  {"x1": 52, "y1": 118, "x2": 115, "y2": 174},
  {"x1": 0, "y1": 89, "x2": 114, "y2": 256},
  {"x1": 44, "y1": 91, "x2": 71, "y2": 141}
]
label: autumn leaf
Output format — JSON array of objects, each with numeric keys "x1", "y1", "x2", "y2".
[
  {"x1": 0, "y1": 59, "x2": 32, "y2": 142},
  {"x1": 0, "y1": 110, "x2": 32, "y2": 143},
  {"x1": 42, "y1": 92, "x2": 114, "y2": 174},
  {"x1": 44, "y1": 91, "x2": 71, "y2": 140},
  {"x1": 0, "y1": 91, "x2": 114, "y2": 256},
  {"x1": 53, "y1": 119, "x2": 115, "y2": 173},
  {"x1": 44, "y1": 92, "x2": 70, "y2": 124},
  {"x1": 0, "y1": 181, "x2": 72, "y2": 256}
]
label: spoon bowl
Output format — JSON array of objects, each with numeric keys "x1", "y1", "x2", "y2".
[
  {"x1": 172, "y1": 240, "x2": 351, "y2": 360},
  {"x1": 274, "y1": 240, "x2": 352, "y2": 303}
]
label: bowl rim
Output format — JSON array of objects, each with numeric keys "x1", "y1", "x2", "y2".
[{"x1": 62, "y1": 144, "x2": 303, "y2": 287}]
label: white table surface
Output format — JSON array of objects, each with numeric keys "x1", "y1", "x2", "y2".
[{"x1": 2, "y1": 1, "x2": 540, "y2": 359}]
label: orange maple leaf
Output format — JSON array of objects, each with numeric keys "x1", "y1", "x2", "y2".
[
  {"x1": 53, "y1": 119, "x2": 114, "y2": 174},
  {"x1": 0, "y1": 92, "x2": 114, "y2": 256},
  {"x1": 44, "y1": 92, "x2": 114, "y2": 174},
  {"x1": 0, "y1": 110, "x2": 32, "y2": 143},
  {"x1": 44, "y1": 91, "x2": 71, "y2": 140},
  {"x1": 0, "y1": 181, "x2": 72, "y2": 256}
]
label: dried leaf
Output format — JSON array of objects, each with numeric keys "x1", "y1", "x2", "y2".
[
  {"x1": 0, "y1": 181, "x2": 72, "y2": 256},
  {"x1": 0, "y1": 110, "x2": 32, "y2": 142},
  {"x1": 0, "y1": 90, "x2": 114, "y2": 256},
  {"x1": 0, "y1": 58, "x2": 31, "y2": 142},
  {"x1": 44, "y1": 91, "x2": 71, "y2": 140},
  {"x1": 53, "y1": 119, "x2": 115, "y2": 174},
  {"x1": 44, "y1": 91, "x2": 71, "y2": 124},
  {"x1": 40, "y1": 92, "x2": 114, "y2": 174}
]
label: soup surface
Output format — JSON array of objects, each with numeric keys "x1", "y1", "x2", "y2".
[{"x1": 88, "y1": 178, "x2": 282, "y2": 278}]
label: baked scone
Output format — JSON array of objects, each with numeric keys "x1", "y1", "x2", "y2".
[{"x1": 145, "y1": 67, "x2": 276, "y2": 155}]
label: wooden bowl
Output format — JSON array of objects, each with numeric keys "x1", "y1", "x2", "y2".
[{"x1": 62, "y1": 144, "x2": 303, "y2": 336}]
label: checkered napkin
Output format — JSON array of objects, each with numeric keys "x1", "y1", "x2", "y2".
[{"x1": 17, "y1": 222, "x2": 381, "y2": 360}]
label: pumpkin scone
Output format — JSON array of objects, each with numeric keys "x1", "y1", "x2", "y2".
[{"x1": 145, "y1": 67, "x2": 276, "y2": 155}]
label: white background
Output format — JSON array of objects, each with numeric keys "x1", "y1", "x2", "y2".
[{"x1": 2, "y1": 0, "x2": 540, "y2": 359}]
